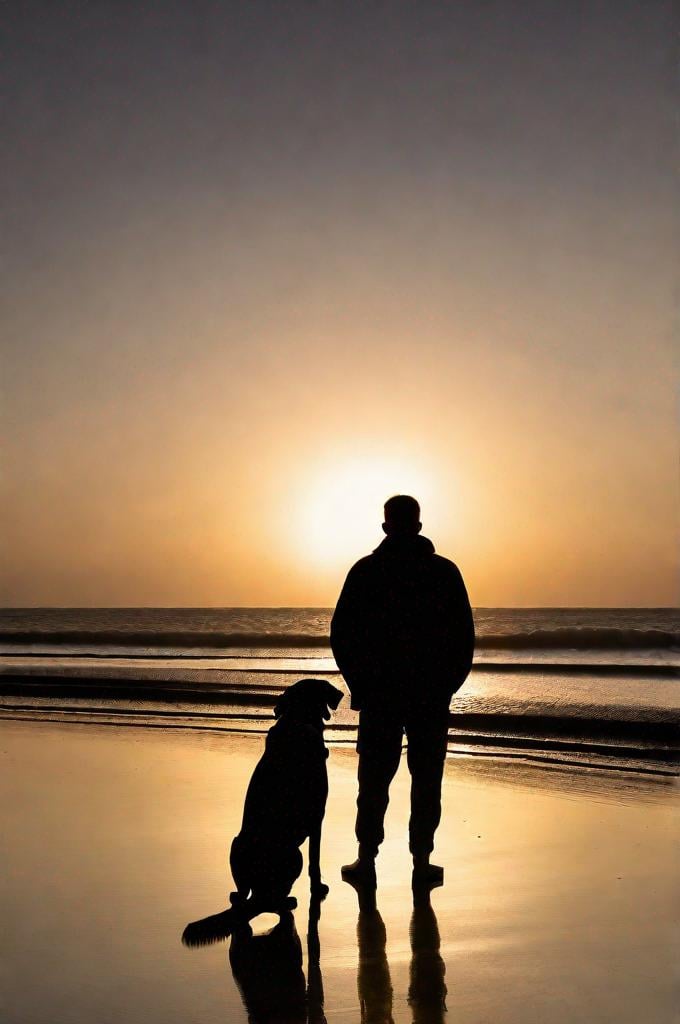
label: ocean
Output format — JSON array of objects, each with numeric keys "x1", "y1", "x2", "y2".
[{"x1": 1, "y1": 607, "x2": 678, "y2": 776}]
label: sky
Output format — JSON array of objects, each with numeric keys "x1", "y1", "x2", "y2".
[{"x1": 2, "y1": 0, "x2": 677, "y2": 607}]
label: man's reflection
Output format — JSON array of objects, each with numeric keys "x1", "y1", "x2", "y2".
[
  {"x1": 409, "y1": 887, "x2": 447, "y2": 1024},
  {"x1": 351, "y1": 881, "x2": 446, "y2": 1024},
  {"x1": 355, "y1": 883, "x2": 394, "y2": 1024}
]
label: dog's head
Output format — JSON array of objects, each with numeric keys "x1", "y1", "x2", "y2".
[{"x1": 273, "y1": 678, "x2": 344, "y2": 726}]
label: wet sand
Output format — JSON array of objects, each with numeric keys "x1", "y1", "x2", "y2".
[{"x1": 1, "y1": 721, "x2": 678, "y2": 1023}]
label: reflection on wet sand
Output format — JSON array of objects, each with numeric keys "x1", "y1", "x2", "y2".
[
  {"x1": 409, "y1": 888, "x2": 447, "y2": 1024},
  {"x1": 355, "y1": 886, "x2": 393, "y2": 1024},
  {"x1": 229, "y1": 911, "x2": 308, "y2": 1023},
  {"x1": 352, "y1": 880, "x2": 447, "y2": 1024},
  {"x1": 183, "y1": 896, "x2": 326, "y2": 1024},
  {"x1": 306, "y1": 894, "x2": 326, "y2": 1024},
  {"x1": 5, "y1": 725, "x2": 676, "y2": 1023},
  {"x1": 183, "y1": 881, "x2": 447, "y2": 1024}
]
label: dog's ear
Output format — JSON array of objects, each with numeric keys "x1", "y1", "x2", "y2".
[
  {"x1": 325, "y1": 682, "x2": 344, "y2": 711},
  {"x1": 320, "y1": 682, "x2": 343, "y2": 719},
  {"x1": 273, "y1": 690, "x2": 290, "y2": 719}
]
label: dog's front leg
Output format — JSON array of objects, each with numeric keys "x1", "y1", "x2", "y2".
[{"x1": 308, "y1": 820, "x2": 329, "y2": 899}]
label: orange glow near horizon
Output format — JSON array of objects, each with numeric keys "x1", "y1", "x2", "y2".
[{"x1": 3, "y1": 5, "x2": 677, "y2": 608}]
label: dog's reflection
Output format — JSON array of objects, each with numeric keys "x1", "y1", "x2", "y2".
[
  {"x1": 352, "y1": 882, "x2": 446, "y2": 1024},
  {"x1": 230, "y1": 911, "x2": 307, "y2": 1022},
  {"x1": 182, "y1": 897, "x2": 326, "y2": 1024}
]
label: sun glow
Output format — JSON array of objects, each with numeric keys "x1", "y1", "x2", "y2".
[{"x1": 294, "y1": 454, "x2": 436, "y2": 571}]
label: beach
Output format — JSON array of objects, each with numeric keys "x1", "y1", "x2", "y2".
[
  {"x1": 1, "y1": 720, "x2": 677, "y2": 1023},
  {"x1": 5, "y1": 3, "x2": 677, "y2": 1022}
]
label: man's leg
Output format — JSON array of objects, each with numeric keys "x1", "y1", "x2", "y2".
[
  {"x1": 343, "y1": 709, "x2": 403, "y2": 877},
  {"x1": 405, "y1": 709, "x2": 450, "y2": 880}
]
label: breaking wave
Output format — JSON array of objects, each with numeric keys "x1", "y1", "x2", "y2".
[
  {"x1": 1, "y1": 626, "x2": 678, "y2": 650},
  {"x1": 479, "y1": 628, "x2": 680, "y2": 650}
]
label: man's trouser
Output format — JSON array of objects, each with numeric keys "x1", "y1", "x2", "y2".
[{"x1": 355, "y1": 705, "x2": 450, "y2": 858}]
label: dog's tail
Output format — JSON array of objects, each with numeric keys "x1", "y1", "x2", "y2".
[
  {"x1": 182, "y1": 908, "x2": 239, "y2": 947},
  {"x1": 182, "y1": 895, "x2": 299, "y2": 948}
]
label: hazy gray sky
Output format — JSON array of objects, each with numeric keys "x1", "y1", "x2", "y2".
[{"x1": 2, "y1": 0, "x2": 677, "y2": 606}]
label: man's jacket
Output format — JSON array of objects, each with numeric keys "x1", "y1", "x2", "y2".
[{"x1": 330, "y1": 534, "x2": 475, "y2": 711}]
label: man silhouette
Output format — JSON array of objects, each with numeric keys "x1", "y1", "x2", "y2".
[{"x1": 331, "y1": 495, "x2": 474, "y2": 885}]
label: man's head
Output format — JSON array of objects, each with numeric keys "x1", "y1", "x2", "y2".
[{"x1": 383, "y1": 494, "x2": 422, "y2": 536}]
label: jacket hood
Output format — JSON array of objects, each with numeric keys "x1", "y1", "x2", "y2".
[{"x1": 373, "y1": 534, "x2": 436, "y2": 557}]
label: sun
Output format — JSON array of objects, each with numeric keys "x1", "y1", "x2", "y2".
[{"x1": 295, "y1": 454, "x2": 435, "y2": 570}]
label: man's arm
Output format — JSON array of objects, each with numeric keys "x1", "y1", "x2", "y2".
[
  {"x1": 448, "y1": 563, "x2": 475, "y2": 690},
  {"x1": 330, "y1": 562, "x2": 369, "y2": 709}
]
